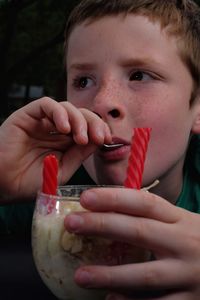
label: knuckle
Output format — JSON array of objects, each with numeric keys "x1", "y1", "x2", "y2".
[
  {"x1": 79, "y1": 107, "x2": 88, "y2": 114},
  {"x1": 111, "y1": 190, "x2": 121, "y2": 210},
  {"x1": 143, "y1": 266, "x2": 159, "y2": 288},
  {"x1": 41, "y1": 96, "x2": 51, "y2": 103},
  {"x1": 60, "y1": 101, "x2": 72, "y2": 110},
  {"x1": 91, "y1": 212, "x2": 113, "y2": 236},
  {"x1": 142, "y1": 191, "x2": 159, "y2": 214},
  {"x1": 97, "y1": 214, "x2": 106, "y2": 233},
  {"x1": 190, "y1": 263, "x2": 200, "y2": 286},
  {"x1": 134, "y1": 218, "x2": 147, "y2": 243},
  {"x1": 112, "y1": 188, "x2": 128, "y2": 209},
  {"x1": 79, "y1": 108, "x2": 93, "y2": 119},
  {"x1": 106, "y1": 273, "x2": 116, "y2": 289}
]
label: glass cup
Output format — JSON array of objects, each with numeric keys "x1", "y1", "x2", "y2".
[{"x1": 32, "y1": 185, "x2": 149, "y2": 300}]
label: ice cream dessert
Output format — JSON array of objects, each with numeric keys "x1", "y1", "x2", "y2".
[{"x1": 32, "y1": 186, "x2": 150, "y2": 300}]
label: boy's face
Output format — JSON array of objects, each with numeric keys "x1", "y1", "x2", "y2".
[{"x1": 66, "y1": 15, "x2": 199, "y2": 197}]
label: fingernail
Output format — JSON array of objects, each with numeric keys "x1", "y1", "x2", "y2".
[
  {"x1": 96, "y1": 129, "x2": 104, "y2": 141},
  {"x1": 81, "y1": 190, "x2": 97, "y2": 207},
  {"x1": 74, "y1": 269, "x2": 93, "y2": 287},
  {"x1": 65, "y1": 214, "x2": 84, "y2": 232},
  {"x1": 62, "y1": 121, "x2": 70, "y2": 131},
  {"x1": 80, "y1": 128, "x2": 88, "y2": 139},
  {"x1": 77, "y1": 129, "x2": 88, "y2": 144}
]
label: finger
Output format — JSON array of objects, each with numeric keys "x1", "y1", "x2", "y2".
[
  {"x1": 80, "y1": 187, "x2": 183, "y2": 223},
  {"x1": 105, "y1": 290, "x2": 191, "y2": 300},
  {"x1": 18, "y1": 97, "x2": 71, "y2": 133},
  {"x1": 106, "y1": 292, "x2": 156, "y2": 300},
  {"x1": 106, "y1": 292, "x2": 164, "y2": 300},
  {"x1": 74, "y1": 260, "x2": 192, "y2": 291},
  {"x1": 60, "y1": 102, "x2": 90, "y2": 144},
  {"x1": 79, "y1": 108, "x2": 112, "y2": 144},
  {"x1": 64, "y1": 211, "x2": 180, "y2": 253},
  {"x1": 17, "y1": 97, "x2": 90, "y2": 145},
  {"x1": 60, "y1": 103, "x2": 112, "y2": 145}
]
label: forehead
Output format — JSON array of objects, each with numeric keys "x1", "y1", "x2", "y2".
[{"x1": 67, "y1": 15, "x2": 180, "y2": 67}]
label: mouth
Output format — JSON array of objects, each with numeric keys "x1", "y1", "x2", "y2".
[{"x1": 98, "y1": 138, "x2": 130, "y2": 161}]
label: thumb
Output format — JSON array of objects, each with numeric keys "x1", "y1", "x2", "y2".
[{"x1": 58, "y1": 143, "x2": 97, "y2": 184}]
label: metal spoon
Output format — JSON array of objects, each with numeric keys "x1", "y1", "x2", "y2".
[{"x1": 103, "y1": 143, "x2": 124, "y2": 148}]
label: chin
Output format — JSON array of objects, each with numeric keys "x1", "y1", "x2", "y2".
[
  {"x1": 84, "y1": 156, "x2": 129, "y2": 186},
  {"x1": 96, "y1": 170, "x2": 126, "y2": 186}
]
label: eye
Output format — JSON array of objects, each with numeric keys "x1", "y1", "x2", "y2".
[
  {"x1": 73, "y1": 76, "x2": 93, "y2": 89},
  {"x1": 129, "y1": 71, "x2": 152, "y2": 81}
]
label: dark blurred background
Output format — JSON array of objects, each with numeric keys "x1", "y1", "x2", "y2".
[
  {"x1": 0, "y1": 0, "x2": 81, "y2": 123},
  {"x1": 0, "y1": 0, "x2": 200, "y2": 123}
]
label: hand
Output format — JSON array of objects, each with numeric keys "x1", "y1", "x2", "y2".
[
  {"x1": 0, "y1": 97, "x2": 111, "y2": 202},
  {"x1": 64, "y1": 187, "x2": 200, "y2": 300}
]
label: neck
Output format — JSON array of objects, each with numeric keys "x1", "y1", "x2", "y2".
[{"x1": 150, "y1": 162, "x2": 184, "y2": 205}]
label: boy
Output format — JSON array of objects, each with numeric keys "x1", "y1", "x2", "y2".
[{"x1": 0, "y1": 0, "x2": 200, "y2": 299}]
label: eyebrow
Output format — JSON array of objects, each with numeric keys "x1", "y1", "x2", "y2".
[
  {"x1": 68, "y1": 57, "x2": 162, "y2": 72},
  {"x1": 120, "y1": 57, "x2": 158, "y2": 68},
  {"x1": 68, "y1": 63, "x2": 96, "y2": 71}
]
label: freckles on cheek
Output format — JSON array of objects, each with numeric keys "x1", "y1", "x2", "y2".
[{"x1": 126, "y1": 91, "x2": 159, "y2": 125}]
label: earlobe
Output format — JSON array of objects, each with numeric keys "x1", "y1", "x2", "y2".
[{"x1": 192, "y1": 101, "x2": 200, "y2": 134}]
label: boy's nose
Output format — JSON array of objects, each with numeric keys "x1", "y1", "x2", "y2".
[{"x1": 92, "y1": 86, "x2": 126, "y2": 122}]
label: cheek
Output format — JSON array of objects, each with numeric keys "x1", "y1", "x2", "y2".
[
  {"x1": 132, "y1": 89, "x2": 189, "y2": 129},
  {"x1": 146, "y1": 107, "x2": 191, "y2": 149},
  {"x1": 129, "y1": 91, "x2": 192, "y2": 156},
  {"x1": 68, "y1": 94, "x2": 93, "y2": 110},
  {"x1": 145, "y1": 103, "x2": 192, "y2": 172}
]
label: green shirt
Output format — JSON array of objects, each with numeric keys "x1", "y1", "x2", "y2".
[
  {"x1": 0, "y1": 135, "x2": 199, "y2": 235},
  {"x1": 176, "y1": 134, "x2": 200, "y2": 212}
]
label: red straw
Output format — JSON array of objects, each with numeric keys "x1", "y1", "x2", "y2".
[
  {"x1": 42, "y1": 154, "x2": 58, "y2": 195},
  {"x1": 124, "y1": 128, "x2": 151, "y2": 189}
]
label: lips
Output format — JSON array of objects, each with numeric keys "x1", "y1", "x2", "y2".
[{"x1": 98, "y1": 137, "x2": 131, "y2": 161}]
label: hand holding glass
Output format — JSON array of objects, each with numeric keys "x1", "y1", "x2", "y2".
[{"x1": 32, "y1": 186, "x2": 149, "y2": 300}]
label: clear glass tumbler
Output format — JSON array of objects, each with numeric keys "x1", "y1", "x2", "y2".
[{"x1": 32, "y1": 185, "x2": 149, "y2": 300}]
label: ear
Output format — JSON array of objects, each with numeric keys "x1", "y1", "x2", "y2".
[{"x1": 191, "y1": 96, "x2": 200, "y2": 134}]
